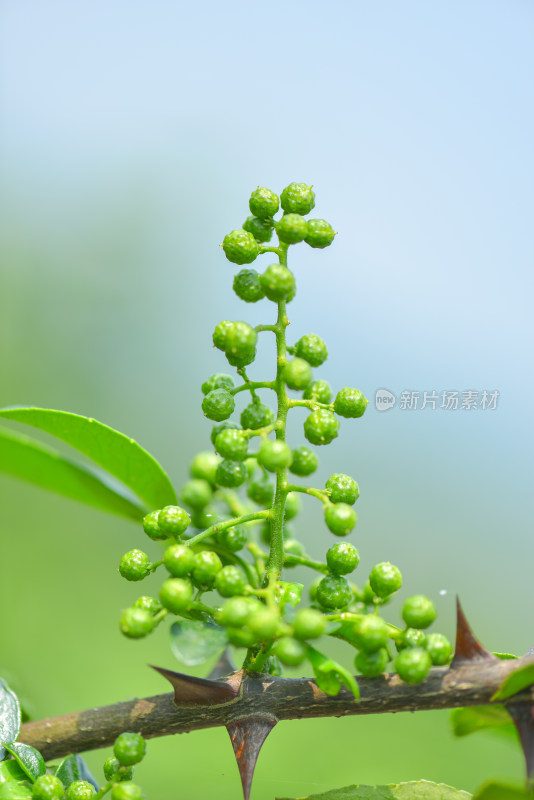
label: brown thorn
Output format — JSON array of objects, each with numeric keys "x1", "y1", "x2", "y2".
[
  {"x1": 506, "y1": 702, "x2": 534, "y2": 780},
  {"x1": 150, "y1": 665, "x2": 239, "y2": 706},
  {"x1": 227, "y1": 714, "x2": 277, "y2": 800},
  {"x1": 208, "y1": 648, "x2": 236, "y2": 680},
  {"x1": 451, "y1": 596, "x2": 497, "y2": 667}
]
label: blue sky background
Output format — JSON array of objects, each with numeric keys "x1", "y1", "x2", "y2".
[{"x1": 1, "y1": 2, "x2": 533, "y2": 797}]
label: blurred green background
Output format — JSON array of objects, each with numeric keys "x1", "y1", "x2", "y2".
[{"x1": 1, "y1": 1, "x2": 533, "y2": 797}]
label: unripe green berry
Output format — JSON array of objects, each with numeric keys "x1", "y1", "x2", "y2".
[
  {"x1": 120, "y1": 607, "x2": 154, "y2": 639},
  {"x1": 274, "y1": 637, "x2": 307, "y2": 666},
  {"x1": 65, "y1": 781, "x2": 96, "y2": 800},
  {"x1": 242, "y1": 216, "x2": 273, "y2": 243},
  {"x1": 163, "y1": 544, "x2": 196, "y2": 577},
  {"x1": 276, "y1": 213, "x2": 308, "y2": 244},
  {"x1": 224, "y1": 321, "x2": 257, "y2": 359},
  {"x1": 248, "y1": 608, "x2": 279, "y2": 640},
  {"x1": 216, "y1": 525, "x2": 248, "y2": 552},
  {"x1": 215, "y1": 565, "x2": 247, "y2": 597},
  {"x1": 425, "y1": 633, "x2": 453, "y2": 665},
  {"x1": 213, "y1": 320, "x2": 234, "y2": 351},
  {"x1": 305, "y1": 218, "x2": 336, "y2": 248},
  {"x1": 369, "y1": 562, "x2": 403, "y2": 598},
  {"x1": 293, "y1": 608, "x2": 326, "y2": 640},
  {"x1": 201, "y1": 373, "x2": 235, "y2": 395},
  {"x1": 324, "y1": 502, "x2": 357, "y2": 536},
  {"x1": 32, "y1": 776, "x2": 65, "y2": 800},
  {"x1": 294, "y1": 334, "x2": 328, "y2": 367},
  {"x1": 210, "y1": 421, "x2": 239, "y2": 447},
  {"x1": 249, "y1": 187, "x2": 279, "y2": 218},
  {"x1": 142, "y1": 510, "x2": 166, "y2": 541},
  {"x1": 304, "y1": 409, "x2": 339, "y2": 445},
  {"x1": 218, "y1": 596, "x2": 259, "y2": 628},
  {"x1": 316, "y1": 575, "x2": 352, "y2": 610},
  {"x1": 215, "y1": 459, "x2": 248, "y2": 488},
  {"x1": 110, "y1": 783, "x2": 144, "y2": 800},
  {"x1": 233, "y1": 268, "x2": 265, "y2": 303},
  {"x1": 247, "y1": 477, "x2": 275, "y2": 505},
  {"x1": 240, "y1": 401, "x2": 275, "y2": 430},
  {"x1": 326, "y1": 542, "x2": 360, "y2": 574},
  {"x1": 303, "y1": 379, "x2": 333, "y2": 404},
  {"x1": 119, "y1": 550, "x2": 152, "y2": 581},
  {"x1": 192, "y1": 550, "x2": 223, "y2": 588},
  {"x1": 280, "y1": 183, "x2": 315, "y2": 215},
  {"x1": 326, "y1": 474, "x2": 360, "y2": 505},
  {"x1": 394, "y1": 647, "x2": 432, "y2": 684},
  {"x1": 226, "y1": 627, "x2": 256, "y2": 648},
  {"x1": 257, "y1": 439, "x2": 293, "y2": 472},
  {"x1": 284, "y1": 492, "x2": 301, "y2": 521},
  {"x1": 284, "y1": 538, "x2": 306, "y2": 556},
  {"x1": 334, "y1": 388, "x2": 368, "y2": 418},
  {"x1": 355, "y1": 647, "x2": 389, "y2": 677},
  {"x1": 397, "y1": 628, "x2": 427, "y2": 651},
  {"x1": 181, "y1": 479, "x2": 212, "y2": 511},
  {"x1": 133, "y1": 596, "x2": 161, "y2": 615},
  {"x1": 190, "y1": 507, "x2": 218, "y2": 530},
  {"x1": 402, "y1": 595, "x2": 437, "y2": 629},
  {"x1": 288, "y1": 446, "x2": 318, "y2": 476},
  {"x1": 258, "y1": 264, "x2": 296, "y2": 302},
  {"x1": 103, "y1": 758, "x2": 133, "y2": 782},
  {"x1": 202, "y1": 388, "x2": 235, "y2": 422},
  {"x1": 190, "y1": 452, "x2": 221, "y2": 484},
  {"x1": 157, "y1": 505, "x2": 191, "y2": 537},
  {"x1": 222, "y1": 229, "x2": 259, "y2": 265},
  {"x1": 159, "y1": 578, "x2": 194, "y2": 612},
  {"x1": 353, "y1": 615, "x2": 389, "y2": 653},
  {"x1": 214, "y1": 428, "x2": 248, "y2": 460},
  {"x1": 283, "y1": 358, "x2": 313, "y2": 390}
]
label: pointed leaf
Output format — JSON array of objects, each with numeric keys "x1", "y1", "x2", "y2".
[
  {"x1": 493, "y1": 653, "x2": 519, "y2": 660},
  {"x1": 0, "y1": 426, "x2": 146, "y2": 520},
  {"x1": 276, "y1": 779, "x2": 472, "y2": 799},
  {"x1": 0, "y1": 407, "x2": 176, "y2": 511},
  {"x1": 170, "y1": 619, "x2": 227, "y2": 667},
  {"x1": 492, "y1": 662, "x2": 534, "y2": 702},
  {"x1": 55, "y1": 754, "x2": 99, "y2": 791},
  {"x1": 450, "y1": 705, "x2": 518, "y2": 743},
  {"x1": 307, "y1": 648, "x2": 360, "y2": 699},
  {"x1": 0, "y1": 780, "x2": 32, "y2": 798},
  {"x1": 2, "y1": 743, "x2": 45, "y2": 782},
  {"x1": 0, "y1": 761, "x2": 27, "y2": 784},
  {"x1": 0, "y1": 680, "x2": 21, "y2": 762},
  {"x1": 474, "y1": 781, "x2": 531, "y2": 799}
]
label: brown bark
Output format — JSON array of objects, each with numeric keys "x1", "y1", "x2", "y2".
[{"x1": 19, "y1": 656, "x2": 534, "y2": 761}]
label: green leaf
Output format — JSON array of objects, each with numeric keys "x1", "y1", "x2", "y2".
[
  {"x1": 0, "y1": 761, "x2": 26, "y2": 785},
  {"x1": 170, "y1": 619, "x2": 227, "y2": 666},
  {"x1": 0, "y1": 780, "x2": 32, "y2": 798},
  {"x1": 0, "y1": 407, "x2": 176, "y2": 512},
  {"x1": 0, "y1": 426, "x2": 146, "y2": 521},
  {"x1": 474, "y1": 781, "x2": 531, "y2": 799},
  {"x1": 55, "y1": 754, "x2": 99, "y2": 791},
  {"x1": 493, "y1": 653, "x2": 519, "y2": 660},
  {"x1": 0, "y1": 680, "x2": 21, "y2": 762},
  {"x1": 1, "y1": 744, "x2": 45, "y2": 783},
  {"x1": 491, "y1": 662, "x2": 534, "y2": 702},
  {"x1": 307, "y1": 647, "x2": 360, "y2": 700},
  {"x1": 450, "y1": 705, "x2": 518, "y2": 743},
  {"x1": 276, "y1": 779, "x2": 472, "y2": 799}
]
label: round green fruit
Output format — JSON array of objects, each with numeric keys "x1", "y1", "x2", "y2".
[
  {"x1": 294, "y1": 334, "x2": 328, "y2": 367},
  {"x1": 355, "y1": 647, "x2": 389, "y2": 678},
  {"x1": 352, "y1": 615, "x2": 389, "y2": 653},
  {"x1": 284, "y1": 492, "x2": 301, "y2": 521},
  {"x1": 31, "y1": 776, "x2": 65, "y2": 800},
  {"x1": 334, "y1": 388, "x2": 368, "y2": 418},
  {"x1": 233, "y1": 268, "x2": 265, "y2": 303},
  {"x1": 201, "y1": 388, "x2": 235, "y2": 422},
  {"x1": 120, "y1": 608, "x2": 154, "y2": 639},
  {"x1": 425, "y1": 633, "x2": 453, "y2": 665},
  {"x1": 216, "y1": 524, "x2": 248, "y2": 552},
  {"x1": 222, "y1": 229, "x2": 259, "y2": 265},
  {"x1": 65, "y1": 782, "x2": 96, "y2": 800},
  {"x1": 110, "y1": 784, "x2": 144, "y2": 800},
  {"x1": 181, "y1": 479, "x2": 212, "y2": 510},
  {"x1": 325, "y1": 473, "x2": 359, "y2": 505},
  {"x1": 103, "y1": 757, "x2": 133, "y2": 782},
  {"x1": 192, "y1": 550, "x2": 223, "y2": 589},
  {"x1": 133, "y1": 596, "x2": 161, "y2": 615},
  {"x1": 159, "y1": 578, "x2": 194, "y2": 613},
  {"x1": 114, "y1": 731, "x2": 146, "y2": 767},
  {"x1": 257, "y1": 439, "x2": 293, "y2": 472},
  {"x1": 326, "y1": 542, "x2": 359, "y2": 574},
  {"x1": 247, "y1": 477, "x2": 275, "y2": 505},
  {"x1": 163, "y1": 544, "x2": 196, "y2": 577},
  {"x1": 210, "y1": 421, "x2": 239, "y2": 447},
  {"x1": 303, "y1": 379, "x2": 333, "y2": 404},
  {"x1": 293, "y1": 608, "x2": 326, "y2": 640},
  {"x1": 249, "y1": 187, "x2": 279, "y2": 218},
  {"x1": 274, "y1": 637, "x2": 307, "y2": 666},
  {"x1": 214, "y1": 428, "x2": 248, "y2": 461},
  {"x1": 280, "y1": 183, "x2": 315, "y2": 215},
  {"x1": 288, "y1": 446, "x2": 318, "y2": 476},
  {"x1": 369, "y1": 562, "x2": 403, "y2": 598},
  {"x1": 157, "y1": 505, "x2": 191, "y2": 537},
  {"x1": 242, "y1": 215, "x2": 273, "y2": 243},
  {"x1": 215, "y1": 459, "x2": 248, "y2": 488},
  {"x1": 119, "y1": 550, "x2": 151, "y2": 581},
  {"x1": 189, "y1": 451, "x2": 221, "y2": 484},
  {"x1": 283, "y1": 358, "x2": 312, "y2": 390},
  {"x1": 402, "y1": 596, "x2": 437, "y2": 629},
  {"x1": 304, "y1": 409, "x2": 339, "y2": 445},
  {"x1": 324, "y1": 503, "x2": 357, "y2": 536},
  {"x1": 305, "y1": 219, "x2": 336, "y2": 248},
  {"x1": 397, "y1": 628, "x2": 427, "y2": 651},
  {"x1": 258, "y1": 264, "x2": 296, "y2": 302},
  {"x1": 394, "y1": 647, "x2": 432, "y2": 684},
  {"x1": 212, "y1": 320, "x2": 234, "y2": 351},
  {"x1": 276, "y1": 213, "x2": 308, "y2": 244},
  {"x1": 316, "y1": 575, "x2": 352, "y2": 610},
  {"x1": 215, "y1": 565, "x2": 247, "y2": 597},
  {"x1": 218, "y1": 596, "x2": 259, "y2": 628},
  {"x1": 240, "y1": 401, "x2": 275, "y2": 430},
  {"x1": 248, "y1": 608, "x2": 279, "y2": 640},
  {"x1": 201, "y1": 373, "x2": 234, "y2": 395},
  {"x1": 142, "y1": 509, "x2": 166, "y2": 541}
]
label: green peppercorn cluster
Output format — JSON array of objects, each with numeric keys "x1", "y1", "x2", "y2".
[
  {"x1": 115, "y1": 184, "x2": 452, "y2": 691},
  {"x1": 1, "y1": 733, "x2": 148, "y2": 800}
]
